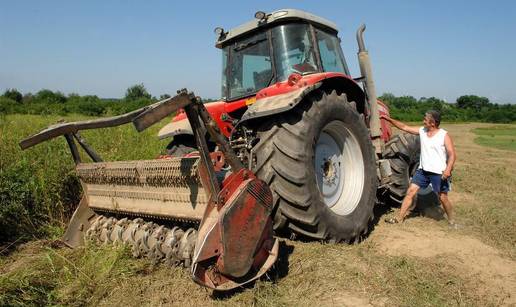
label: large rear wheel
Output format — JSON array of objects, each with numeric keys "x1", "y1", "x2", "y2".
[
  {"x1": 382, "y1": 133, "x2": 420, "y2": 204},
  {"x1": 252, "y1": 90, "x2": 377, "y2": 242}
]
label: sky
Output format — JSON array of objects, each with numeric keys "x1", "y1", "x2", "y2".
[{"x1": 1, "y1": 1, "x2": 515, "y2": 103}]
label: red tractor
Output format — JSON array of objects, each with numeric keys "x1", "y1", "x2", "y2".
[
  {"x1": 21, "y1": 9, "x2": 419, "y2": 290},
  {"x1": 158, "y1": 9, "x2": 418, "y2": 241}
]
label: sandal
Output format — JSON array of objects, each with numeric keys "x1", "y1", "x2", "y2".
[
  {"x1": 385, "y1": 217, "x2": 400, "y2": 224},
  {"x1": 448, "y1": 222, "x2": 461, "y2": 230}
]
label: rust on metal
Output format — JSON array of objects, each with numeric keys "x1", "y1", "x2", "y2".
[{"x1": 76, "y1": 158, "x2": 208, "y2": 221}]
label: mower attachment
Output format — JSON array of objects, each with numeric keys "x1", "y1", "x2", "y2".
[{"x1": 19, "y1": 89, "x2": 278, "y2": 291}]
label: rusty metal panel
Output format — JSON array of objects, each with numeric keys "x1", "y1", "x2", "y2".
[{"x1": 220, "y1": 178, "x2": 272, "y2": 277}]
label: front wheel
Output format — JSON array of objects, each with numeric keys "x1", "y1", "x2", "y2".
[{"x1": 252, "y1": 90, "x2": 378, "y2": 242}]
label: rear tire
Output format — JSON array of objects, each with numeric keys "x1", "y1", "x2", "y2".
[
  {"x1": 252, "y1": 90, "x2": 377, "y2": 242},
  {"x1": 165, "y1": 135, "x2": 196, "y2": 157},
  {"x1": 382, "y1": 133, "x2": 420, "y2": 204}
]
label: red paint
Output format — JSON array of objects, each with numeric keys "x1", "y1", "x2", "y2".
[
  {"x1": 173, "y1": 100, "x2": 240, "y2": 137},
  {"x1": 169, "y1": 72, "x2": 390, "y2": 143},
  {"x1": 287, "y1": 72, "x2": 302, "y2": 86},
  {"x1": 170, "y1": 72, "x2": 359, "y2": 137},
  {"x1": 377, "y1": 99, "x2": 392, "y2": 142},
  {"x1": 254, "y1": 72, "x2": 354, "y2": 99}
]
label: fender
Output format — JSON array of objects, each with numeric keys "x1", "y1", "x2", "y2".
[
  {"x1": 158, "y1": 119, "x2": 193, "y2": 140},
  {"x1": 159, "y1": 73, "x2": 368, "y2": 139},
  {"x1": 240, "y1": 82, "x2": 322, "y2": 122},
  {"x1": 239, "y1": 73, "x2": 367, "y2": 124},
  {"x1": 377, "y1": 100, "x2": 392, "y2": 142}
]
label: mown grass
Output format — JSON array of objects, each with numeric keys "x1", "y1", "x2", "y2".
[
  {"x1": 0, "y1": 239, "x2": 482, "y2": 306},
  {"x1": 472, "y1": 125, "x2": 516, "y2": 151}
]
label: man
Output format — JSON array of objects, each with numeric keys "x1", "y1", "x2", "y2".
[{"x1": 381, "y1": 110, "x2": 457, "y2": 227}]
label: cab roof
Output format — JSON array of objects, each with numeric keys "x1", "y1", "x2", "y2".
[{"x1": 215, "y1": 9, "x2": 339, "y2": 48}]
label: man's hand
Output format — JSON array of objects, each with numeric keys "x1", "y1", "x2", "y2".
[
  {"x1": 442, "y1": 169, "x2": 452, "y2": 180},
  {"x1": 380, "y1": 114, "x2": 391, "y2": 121},
  {"x1": 381, "y1": 114, "x2": 419, "y2": 135}
]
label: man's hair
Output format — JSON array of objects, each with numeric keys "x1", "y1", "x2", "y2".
[{"x1": 426, "y1": 110, "x2": 441, "y2": 127}]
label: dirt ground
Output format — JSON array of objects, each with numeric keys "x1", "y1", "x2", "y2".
[
  {"x1": 367, "y1": 123, "x2": 516, "y2": 305},
  {"x1": 371, "y1": 221, "x2": 515, "y2": 305}
]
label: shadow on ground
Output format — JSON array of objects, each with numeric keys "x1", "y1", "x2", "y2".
[
  {"x1": 371, "y1": 186, "x2": 445, "y2": 231},
  {"x1": 211, "y1": 240, "x2": 294, "y2": 300},
  {"x1": 411, "y1": 186, "x2": 446, "y2": 221}
]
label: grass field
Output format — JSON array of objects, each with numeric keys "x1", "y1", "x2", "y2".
[
  {"x1": 1, "y1": 116, "x2": 515, "y2": 306},
  {"x1": 0, "y1": 114, "x2": 170, "y2": 246},
  {"x1": 472, "y1": 126, "x2": 516, "y2": 151}
]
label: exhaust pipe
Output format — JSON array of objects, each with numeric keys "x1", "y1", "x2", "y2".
[{"x1": 356, "y1": 24, "x2": 382, "y2": 149}]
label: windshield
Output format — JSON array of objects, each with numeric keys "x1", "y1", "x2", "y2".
[
  {"x1": 223, "y1": 31, "x2": 272, "y2": 100},
  {"x1": 272, "y1": 23, "x2": 318, "y2": 81},
  {"x1": 316, "y1": 29, "x2": 348, "y2": 74}
]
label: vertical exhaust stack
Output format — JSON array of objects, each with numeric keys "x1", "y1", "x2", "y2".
[{"x1": 357, "y1": 24, "x2": 382, "y2": 152}]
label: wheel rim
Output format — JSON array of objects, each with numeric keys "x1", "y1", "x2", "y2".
[{"x1": 315, "y1": 121, "x2": 365, "y2": 215}]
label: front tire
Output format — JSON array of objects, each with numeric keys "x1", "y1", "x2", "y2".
[{"x1": 252, "y1": 90, "x2": 377, "y2": 242}]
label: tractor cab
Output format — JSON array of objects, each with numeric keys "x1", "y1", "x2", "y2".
[{"x1": 216, "y1": 9, "x2": 351, "y2": 101}]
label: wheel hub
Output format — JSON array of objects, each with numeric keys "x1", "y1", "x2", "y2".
[
  {"x1": 322, "y1": 158, "x2": 339, "y2": 186},
  {"x1": 315, "y1": 121, "x2": 365, "y2": 215}
]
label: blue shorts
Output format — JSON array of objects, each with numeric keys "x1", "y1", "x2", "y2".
[{"x1": 411, "y1": 169, "x2": 451, "y2": 194}]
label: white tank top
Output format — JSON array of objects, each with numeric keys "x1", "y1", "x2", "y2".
[{"x1": 419, "y1": 127, "x2": 448, "y2": 174}]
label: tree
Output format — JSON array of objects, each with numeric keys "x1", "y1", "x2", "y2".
[
  {"x1": 2, "y1": 89, "x2": 22, "y2": 103},
  {"x1": 125, "y1": 83, "x2": 151, "y2": 100},
  {"x1": 456, "y1": 95, "x2": 490, "y2": 111},
  {"x1": 424, "y1": 97, "x2": 445, "y2": 112},
  {"x1": 159, "y1": 94, "x2": 171, "y2": 100},
  {"x1": 22, "y1": 93, "x2": 34, "y2": 104},
  {"x1": 35, "y1": 89, "x2": 67, "y2": 104}
]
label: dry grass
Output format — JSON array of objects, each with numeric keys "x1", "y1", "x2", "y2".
[{"x1": 1, "y1": 121, "x2": 515, "y2": 306}]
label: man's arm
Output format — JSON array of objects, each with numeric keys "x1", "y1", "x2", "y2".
[
  {"x1": 380, "y1": 114, "x2": 420, "y2": 135},
  {"x1": 442, "y1": 133, "x2": 456, "y2": 179}
]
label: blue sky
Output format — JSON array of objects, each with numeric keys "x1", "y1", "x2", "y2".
[{"x1": 1, "y1": 1, "x2": 515, "y2": 103}]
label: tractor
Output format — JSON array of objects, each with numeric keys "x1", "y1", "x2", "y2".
[{"x1": 20, "y1": 9, "x2": 419, "y2": 290}]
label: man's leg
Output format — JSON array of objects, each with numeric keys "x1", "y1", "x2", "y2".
[
  {"x1": 397, "y1": 183, "x2": 420, "y2": 221},
  {"x1": 439, "y1": 192, "x2": 455, "y2": 224}
]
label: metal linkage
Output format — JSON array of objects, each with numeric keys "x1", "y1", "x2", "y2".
[{"x1": 86, "y1": 215, "x2": 198, "y2": 267}]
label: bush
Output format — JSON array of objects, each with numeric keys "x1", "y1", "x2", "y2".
[
  {"x1": 2, "y1": 88, "x2": 23, "y2": 103},
  {"x1": 0, "y1": 97, "x2": 18, "y2": 113},
  {"x1": 379, "y1": 93, "x2": 516, "y2": 123},
  {"x1": 125, "y1": 83, "x2": 151, "y2": 101},
  {"x1": 36, "y1": 89, "x2": 67, "y2": 104}
]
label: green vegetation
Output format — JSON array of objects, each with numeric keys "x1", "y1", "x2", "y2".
[
  {"x1": 380, "y1": 93, "x2": 516, "y2": 123},
  {"x1": 1, "y1": 86, "x2": 515, "y2": 123},
  {"x1": 472, "y1": 126, "x2": 516, "y2": 151},
  {"x1": 0, "y1": 243, "x2": 141, "y2": 306},
  {"x1": 0, "y1": 85, "x2": 216, "y2": 117},
  {"x1": 0, "y1": 114, "x2": 169, "y2": 247}
]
